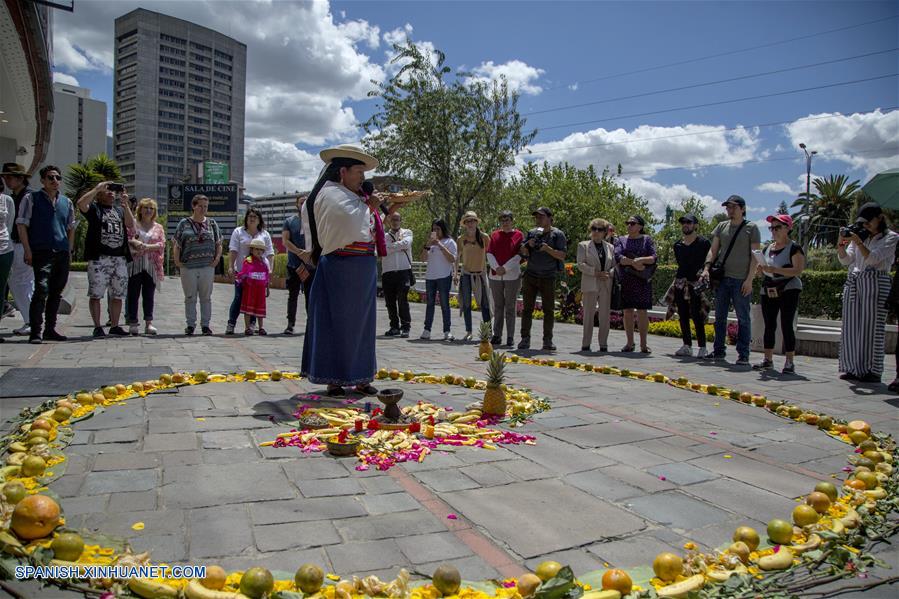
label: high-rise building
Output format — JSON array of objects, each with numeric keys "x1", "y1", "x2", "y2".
[
  {"x1": 113, "y1": 8, "x2": 246, "y2": 209},
  {"x1": 41, "y1": 83, "x2": 107, "y2": 170}
]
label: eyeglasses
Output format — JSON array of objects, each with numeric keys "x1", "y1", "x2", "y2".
[
  {"x1": 590, "y1": 226, "x2": 607, "y2": 232},
  {"x1": 45, "y1": 175, "x2": 62, "y2": 181},
  {"x1": 626, "y1": 221, "x2": 640, "y2": 226}
]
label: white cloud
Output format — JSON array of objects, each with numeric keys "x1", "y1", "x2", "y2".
[
  {"x1": 756, "y1": 181, "x2": 795, "y2": 195},
  {"x1": 520, "y1": 122, "x2": 761, "y2": 178},
  {"x1": 337, "y1": 19, "x2": 380, "y2": 50},
  {"x1": 52, "y1": 72, "x2": 80, "y2": 86},
  {"x1": 242, "y1": 139, "x2": 323, "y2": 197},
  {"x1": 466, "y1": 60, "x2": 545, "y2": 96},
  {"x1": 785, "y1": 109, "x2": 899, "y2": 177},
  {"x1": 622, "y1": 177, "x2": 718, "y2": 221},
  {"x1": 383, "y1": 24, "x2": 414, "y2": 48}
]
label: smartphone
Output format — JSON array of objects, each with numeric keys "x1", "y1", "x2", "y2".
[{"x1": 107, "y1": 183, "x2": 125, "y2": 192}]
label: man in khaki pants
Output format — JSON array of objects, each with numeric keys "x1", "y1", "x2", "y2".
[{"x1": 577, "y1": 218, "x2": 616, "y2": 352}]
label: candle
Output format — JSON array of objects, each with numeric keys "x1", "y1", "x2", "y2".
[
  {"x1": 367, "y1": 420, "x2": 380, "y2": 430},
  {"x1": 355, "y1": 419, "x2": 364, "y2": 432},
  {"x1": 424, "y1": 425, "x2": 434, "y2": 439},
  {"x1": 409, "y1": 422, "x2": 421, "y2": 433},
  {"x1": 364, "y1": 402, "x2": 372, "y2": 413}
]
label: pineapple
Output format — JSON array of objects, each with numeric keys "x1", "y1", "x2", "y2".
[
  {"x1": 477, "y1": 321, "x2": 493, "y2": 358},
  {"x1": 482, "y1": 351, "x2": 507, "y2": 416}
]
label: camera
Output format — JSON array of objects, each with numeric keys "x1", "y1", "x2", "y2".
[
  {"x1": 106, "y1": 183, "x2": 125, "y2": 192},
  {"x1": 840, "y1": 223, "x2": 869, "y2": 241}
]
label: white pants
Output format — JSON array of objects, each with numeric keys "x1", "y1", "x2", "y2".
[
  {"x1": 180, "y1": 267, "x2": 214, "y2": 328},
  {"x1": 9, "y1": 243, "x2": 33, "y2": 325}
]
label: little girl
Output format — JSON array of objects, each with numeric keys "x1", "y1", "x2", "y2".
[{"x1": 237, "y1": 238, "x2": 270, "y2": 335}]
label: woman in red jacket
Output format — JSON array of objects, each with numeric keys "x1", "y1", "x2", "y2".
[{"x1": 486, "y1": 210, "x2": 524, "y2": 347}]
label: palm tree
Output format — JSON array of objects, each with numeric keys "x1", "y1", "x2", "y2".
[
  {"x1": 791, "y1": 174, "x2": 860, "y2": 247},
  {"x1": 64, "y1": 154, "x2": 123, "y2": 260}
]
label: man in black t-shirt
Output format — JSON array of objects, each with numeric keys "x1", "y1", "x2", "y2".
[
  {"x1": 518, "y1": 207, "x2": 567, "y2": 351},
  {"x1": 77, "y1": 181, "x2": 134, "y2": 337},
  {"x1": 672, "y1": 214, "x2": 712, "y2": 358}
]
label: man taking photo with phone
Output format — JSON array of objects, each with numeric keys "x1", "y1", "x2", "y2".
[{"x1": 77, "y1": 181, "x2": 134, "y2": 337}]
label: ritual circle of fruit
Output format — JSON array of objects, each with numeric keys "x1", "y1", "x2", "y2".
[{"x1": 0, "y1": 350, "x2": 895, "y2": 598}]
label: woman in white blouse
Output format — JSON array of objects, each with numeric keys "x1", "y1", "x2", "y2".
[
  {"x1": 420, "y1": 219, "x2": 457, "y2": 341},
  {"x1": 226, "y1": 207, "x2": 274, "y2": 335},
  {"x1": 0, "y1": 192, "x2": 14, "y2": 342},
  {"x1": 837, "y1": 202, "x2": 898, "y2": 383}
]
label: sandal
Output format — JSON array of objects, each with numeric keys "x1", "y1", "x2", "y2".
[
  {"x1": 244, "y1": 328, "x2": 253, "y2": 336},
  {"x1": 354, "y1": 384, "x2": 379, "y2": 396},
  {"x1": 326, "y1": 386, "x2": 345, "y2": 397},
  {"x1": 621, "y1": 345, "x2": 634, "y2": 352},
  {"x1": 257, "y1": 328, "x2": 267, "y2": 336},
  {"x1": 641, "y1": 346, "x2": 652, "y2": 354}
]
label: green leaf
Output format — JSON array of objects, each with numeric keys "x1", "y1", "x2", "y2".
[{"x1": 534, "y1": 566, "x2": 576, "y2": 599}]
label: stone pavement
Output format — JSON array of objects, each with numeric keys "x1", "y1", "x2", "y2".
[{"x1": 0, "y1": 273, "x2": 897, "y2": 597}]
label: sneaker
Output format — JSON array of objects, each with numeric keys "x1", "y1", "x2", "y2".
[
  {"x1": 13, "y1": 324, "x2": 31, "y2": 336},
  {"x1": 129, "y1": 324, "x2": 140, "y2": 336},
  {"x1": 284, "y1": 326, "x2": 294, "y2": 335},
  {"x1": 462, "y1": 331, "x2": 472, "y2": 341},
  {"x1": 105, "y1": 319, "x2": 112, "y2": 327},
  {"x1": 43, "y1": 329, "x2": 67, "y2": 342},
  {"x1": 674, "y1": 345, "x2": 693, "y2": 357},
  {"x1": 703, "y1": 351, "x2": 724, "y2": 361},
  {"x1": 108, "y1": 326, "x2": 128, "y2": 336},
  {"x1": 839, "y1": 372, "x2": 859, "y2": 381},
  {"x1": 696, "y1": 347, "x2": 708, "y2": 359},
  {"x1": 782, "y1": 362, "x2": 795, "y2": 374},
  {"x1": 505, "y1": 337, "x2": 514, "y2": 347},
  {"x1": 225, "y1": 323, "x2": 235, "y2": 335},
  {"x1": 384, "y1": 328, "x2": 400, "y2": 336},
  {"x1": 444, "y1": 332, "x2": 455, "y2": 341},
  {"x1": 542, "y1": 343, "x2": 557, "y2": 351},
  {"x1": 859, "y1": 372, "x2": 881, "y2": 383},
  {"x1": 92, "y1": 327, "x2": 106, "y2": 338},
  {"x1": 420, "y1": 329, "x2": 431, "y2": 340},
  {"x1": 490, "y1": 335, "x2": 501, "y2": 345},
  {"x1": 185, "y1": 326, "x2": 195, "y2": 336},
  {"x1": 736, "y1": 356, "x2": 750, "y2": 366},
  {"x1": 517, "y1": 336, "x2": 531, "y2": 350},
  {"x1": 28, "y1": 335, "x2": 42, "y2": 344},
  {"x1": 201, "y1": 326, "x2": 214, "y2": 336},
  {"x1": 753, "y1": 359, "x2": 774, "y2": 371},
  {"x1": 400, "y1": 329, "x2": 410, "y2": 338},
  {"x1": 145, "y1": 324, "x2": 158, "y2": 335}
]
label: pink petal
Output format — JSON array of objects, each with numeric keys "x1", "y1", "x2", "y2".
[
  {"x1": 658, "y1": 476, "x2": 667, "y2": 481},
  {"x1": 447, "y1": 513, "x2": 458, "y2": 520}
]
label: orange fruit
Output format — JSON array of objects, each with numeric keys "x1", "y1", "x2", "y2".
[
  {"x1": 389, "y1": 370, "x2": 400, "y2": 380},
  {"x1": 52, "y1": 407, "x2": 72, "y2": 422},
  {"x1": 239, "y1": 567, "x2": 273, "y2": 599},
  {"x1": 11, "y1": 494, "x2": 61, "y2": 540},
  {"x1": 29, "y1": 419, "x2": 52, "y2": 432},
  {"x1": 517, "y1": 573, "x2": 542, "y2": 598},
  {"x1": 848, "y1": 431, "x2": 869, "y2": 446},
  {"x1": 855, "y1": 471, "x2": 878, "y2": 490},
  {"x1": 432, "y1": 564, "x2": 462, "y2": 596},
  {"x1": 844, "y1": 479, "x2": 866, "y2": 491},
  {"x1": 793, "y1": 504, "x2": 819, "y2": 527},
  {"x1": 294, "y1": 563, "x2": 324, "y2": 594},
  {"x1": 806, "y1": 492, "x2": 831, "y2": 514},
  {"x1": 815, "y1": 482, "x2": 838, "y2": 501},
  {"x1": 732, "y1": 526, "x2": 760, "y2": 551},
  {"x1": 652, "y1": 552, "x2": 683, "y2": 583},
  {"x1": 2, "y1": 482, "x2": 27, "y2": 504},
  {"x1": 847, "y1": 420, "x2": 870, "y2": 435},
  {"x1": 201, "y1": 565, "x2": 227, "y2": 590},
  {"x1": 102, "y1": 386, "x2": 118, "y2": 399},
  {"x1": 534, "y1": 561, "x2": 563, "y2": 582},
  {"x1": 767, "y1": 519, "x2": 793, "y2": 545},
  {"x1": 601, "y1": 569, "x2": 633, "y2": 594},
  {"x1": 51, "y1": 532, "x2": 84, "y2": 561}
]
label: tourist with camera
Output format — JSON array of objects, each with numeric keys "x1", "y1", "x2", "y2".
[
  {"x1": 420, "y1": 219, "x2": 457, "y2": 341},
  {"x1": 753, "y1": 214, "x2": 805, "y2": 374},
  {"x1": 77, "y1": 180, "x2": 135, "y2": 338},
  {"x1": 701, "y1": 195, "x2": 761, "y2": 366},
  {"x1": 518, "y1": 207, "x2": 567, "y2": 351},
  {"x1": 837, "y1": 202, "x2": 898, "y2": 383}
]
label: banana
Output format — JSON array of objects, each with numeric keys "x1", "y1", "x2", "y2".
[
  {"x1": 0, "y1": 465, "x2": 21, "y2": 479},
  {"x1": 184, "y1": 579, "x2": 251, "y2": 599},
  {"x1": 8, "y1": 442, "x2": 28, "y2": 453},
  {"x1": 581, "y1": 591, "x2": 622, "y2": 599},
  {"x1": 790, "y1": 534, "x2": 822, "y2": 554},
  {"x1": 656, "y1": 574, "x2": 705, "y2": 598},
  {"x1": 875, "y1": 472, "x2": 889, "y2": 484},
  {"x1": 830, "y1": 519, "x2": 845, "y2": 535},
  {"x1": 454, "y1": 415, "x2": 480, "y2": 424},
  {"x1": 758, "y1": 548, "x2": 794, "y2": 571},
  {"x1": 6, "y1": 453, "x2": 26, "y2": 466},
  {"x1": 840, "y1": 508, "x2": 861, "y2": 529},
  {"x1": 127, "y1": 578, "x2": 180, "y2": 599},
  {"x1": 865, "y1": 488, "x2": 887, "y2": 500},
  {"x1": 707, "y1": 565, "x2": 747, "y2": 583}
]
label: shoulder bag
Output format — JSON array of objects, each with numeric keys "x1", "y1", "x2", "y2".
[{"x1": 710, "y1": 220, "x2": 747, "y2": 283}]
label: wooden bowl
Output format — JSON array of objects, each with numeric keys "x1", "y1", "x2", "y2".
[{"x1": 326, "y1": 438, "x2": 360, "y2": 457}]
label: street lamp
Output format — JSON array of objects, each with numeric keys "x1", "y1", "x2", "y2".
[{"x1": 799, "y1": 143, "x2": 817, "y2": 248}]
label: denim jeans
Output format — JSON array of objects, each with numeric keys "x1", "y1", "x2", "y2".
[
  {"x1": 459, "y1": 272, "x2": 491, "y2": 333},
  {"x1": 228, "y1": 282, "x2": 256, "y2": 327},
  {"x1": 424, "y1": 276, "x2": 451, "y2": 333},
  {"x1": 29, "y1": 249, "x2": 70, "y2": 334},
  {"x1": 713, "y1": 276, "x2": 751, "y2": 358}
]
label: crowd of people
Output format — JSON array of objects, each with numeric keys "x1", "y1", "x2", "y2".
[{"x1": 1, "y1": 156, "x2": 898, "y2": 393}]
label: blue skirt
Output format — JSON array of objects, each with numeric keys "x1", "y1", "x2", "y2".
[{"x1": 301, "y1": 253, "x2": 378, "y2": 385}]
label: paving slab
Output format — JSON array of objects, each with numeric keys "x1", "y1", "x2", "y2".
[
  {"x1": 253, "y1": 520, "x2": 342, "y2": 552},
  {"x1": 646, "y1": 462, "x2": 720, "y2": 486},
  {"x1": 689, "y1": 453, "x2": 822, "y2": 499},
  {"x1": 326, "y1": 540, "x2": 408, "y2": 573},
  {"x1": 335, "y1": 510, "x2": 446, "y2": 542},
  {"x1": 544, "y1": 421, "x2": 670, "y2": 448},
  {"x1": 360, "y1": 492, "x2": 422, "y2": 516},
  {"x1": 189, "y1": 504, "x2": 255, "y2": 559},
  {"x1": 587, "y1": 533, "x2": 685, "y2": 568},
  {"x1": 625, "y1": 491, "x2": 733, "y2": 530},
  {"x1": 163, "y1": 462, "x2": 297, "y2": 508},
  {"x1": 82, "y1": 469, "x2": 160, "y2": 495},
  {"x1": 249, "y1": 496, "x2": 367, "y2": 525}
]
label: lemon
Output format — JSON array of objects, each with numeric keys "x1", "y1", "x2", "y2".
[
  {"x1": 535, "y1": 560, "x2": 563, "y2": 582},
  {"x1": 51, "y1": 532, "x2": 84, "y2": 561},
  {"x1": 294, "y1": 563, "x2": 324, "y2": 594},
  {"x1": 767, "y1": 519, "x2": 793, "y2": 545}
]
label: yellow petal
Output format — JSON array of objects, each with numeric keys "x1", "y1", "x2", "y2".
[{"x1": 131, "y1": 522, "x2": 145, "y2": 531}]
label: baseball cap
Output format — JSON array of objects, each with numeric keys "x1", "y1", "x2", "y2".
[
  {"x1": 722, "y1": 195, "x2": 746, "y2": 207},
  {"x1": 532, "y1": 207, "x2": 553, "y2": 217},
  {"x1": 499, "y1": 210, "x2": 513, "y2": 219},
  {"x1": 856, "y1": 202, "x2": 882, "y2": 223},
  {"x1": 766, "y1": 214, "x2": 793, "y2": 229},
  {"x1": 678, "y1": 213, "x2": 698, "y2": 224}
]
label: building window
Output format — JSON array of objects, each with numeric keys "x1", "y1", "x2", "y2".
[{"x1": 161, "y1": 34, "x2": 186, "y2": 46}]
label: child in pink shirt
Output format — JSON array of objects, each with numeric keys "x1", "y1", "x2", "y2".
[{"x1": 237, "y1": 239, "x2": 271, "y2": 335}]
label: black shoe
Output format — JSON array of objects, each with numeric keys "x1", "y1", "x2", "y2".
[
  {"x1": 108, "y1": 326, "x2": 128, "y2": 336},
  {"x1": 517, "y1": 337, "x2": 531, "y2": 350},
  {"x1": 753, "y1": 359, "x2": 773, "y2": 371},
  {"x1": 400, "y1": 329, "x2": 410, "y2": 338},
  {"x1": 542, "y1": 343, "x2": 557, "y2": 351},
  {"x1": 326, "y1": 385, "x2": 345, "y2": 397},
  {"x1": 782, "y1": 362, "x2": 795, "y2": 374},
  {"x1": 839, "y1": 372, "x2": 859, "y2": 381},
  {"x1": 284, "y1": 326, "x2": 294, "y2": 335},
  {"x1": 703, "y1": 352, "x2": 725, "y2": 361},
  {"x1": 735, "y1": 356, "x2": 750, "y2": 366},
  {"x1": 244, "y1": 328, "x2": 253, "y2": 336},
  {"x1": 201, "y1": 326, "x2": 214, "y2": 336},
  {"x1": 28, "y1": 335, "x2": 42, "y2": 345},
  {"x1": 93, "y1": 326, "x2": 106, "y2": 338},
  {"x1": 384, "y1": 328, "x2": 400, "y2": 336},
  {"x1": 257, "y1": 328, "x2": 267, "y2": 336},
  {"x1": 888, "y1": 379, "x2": 899, "y2": 393},
  {"x1": 490, "y1": 335, "x2": 501, "y2": 345},
  {"x1": 43, "y1": 329, "x2": 67, "y2": 341},
  {"x1": 581, "y1": 346, "x2": 591, "y2": 352},
  {"x1": 599, "y1": 346, "x2": 608, "y2": 352},
  {"x1": 505, "y1": 337, "x2": 514, "y2": 347},
  {"x1": 185, "y1": 326, "x2": 195, "y2": 336},
  {"x1": 859, "y1": 373, "x2": 881, "y2": 383},
  {"x1": 354, "y1": 384, "x2": 379, "y2": 396}
]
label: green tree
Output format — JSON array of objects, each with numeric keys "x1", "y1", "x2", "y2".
[
  {"x1": 791, "y1": 174, "x2": 860, "y2": 247},
  {"x1": 652, "y1": 197, "x2": 713, "y2": 264},
  {"x1": 498, "y1": 162, "x2": 652, "y2": 260},
  {"x1": 777, "y1": 200, "x2": 789, "y2": 215},
  {"x1": 64, "y1": 154, "x2": 122, "y2": 261},
  {"x1": 362, "y1": 42, "x2": 536, "y2": 236}
]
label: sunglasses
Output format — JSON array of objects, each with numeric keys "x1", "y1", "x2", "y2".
[
  {"x1": 590, "y1": 226, "x2": 607, "y2": 232},
  {"x1": 768, "y1": 225, "x2": 784, "y2": 231},
  {"x1": 45, "y1": 175, "x2": 62, "y2": 181},
  {"x1": 626, "y1": 221, "x2": 640, "y2": 226}
]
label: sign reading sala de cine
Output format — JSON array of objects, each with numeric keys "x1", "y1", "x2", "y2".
[{"x1": 169, "y1": 183, "x2": 238, "y2": 213}]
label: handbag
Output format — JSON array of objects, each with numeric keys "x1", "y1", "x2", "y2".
[
  {"x1": 610, "y1": 270, "x2": 623, "y2": 310},
  {"x1": 619, "y1": 235, "x2": 657, "y2": 281},
  {"x1": 710, "y1": 220, "x2": 747, "y2": 282}
]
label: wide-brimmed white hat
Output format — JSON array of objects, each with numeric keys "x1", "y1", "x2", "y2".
[{"x1": 319, "y1": 144, "x2": 379, "y2": 172}]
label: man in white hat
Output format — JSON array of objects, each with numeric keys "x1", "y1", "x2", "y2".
[{"x1": 300, "y1": 144, "x2": 386, "y2": 397}]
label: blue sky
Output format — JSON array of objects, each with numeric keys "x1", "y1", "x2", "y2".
[{"x1": 52, "y1": 0, "x2": 898, "y2": 230}]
